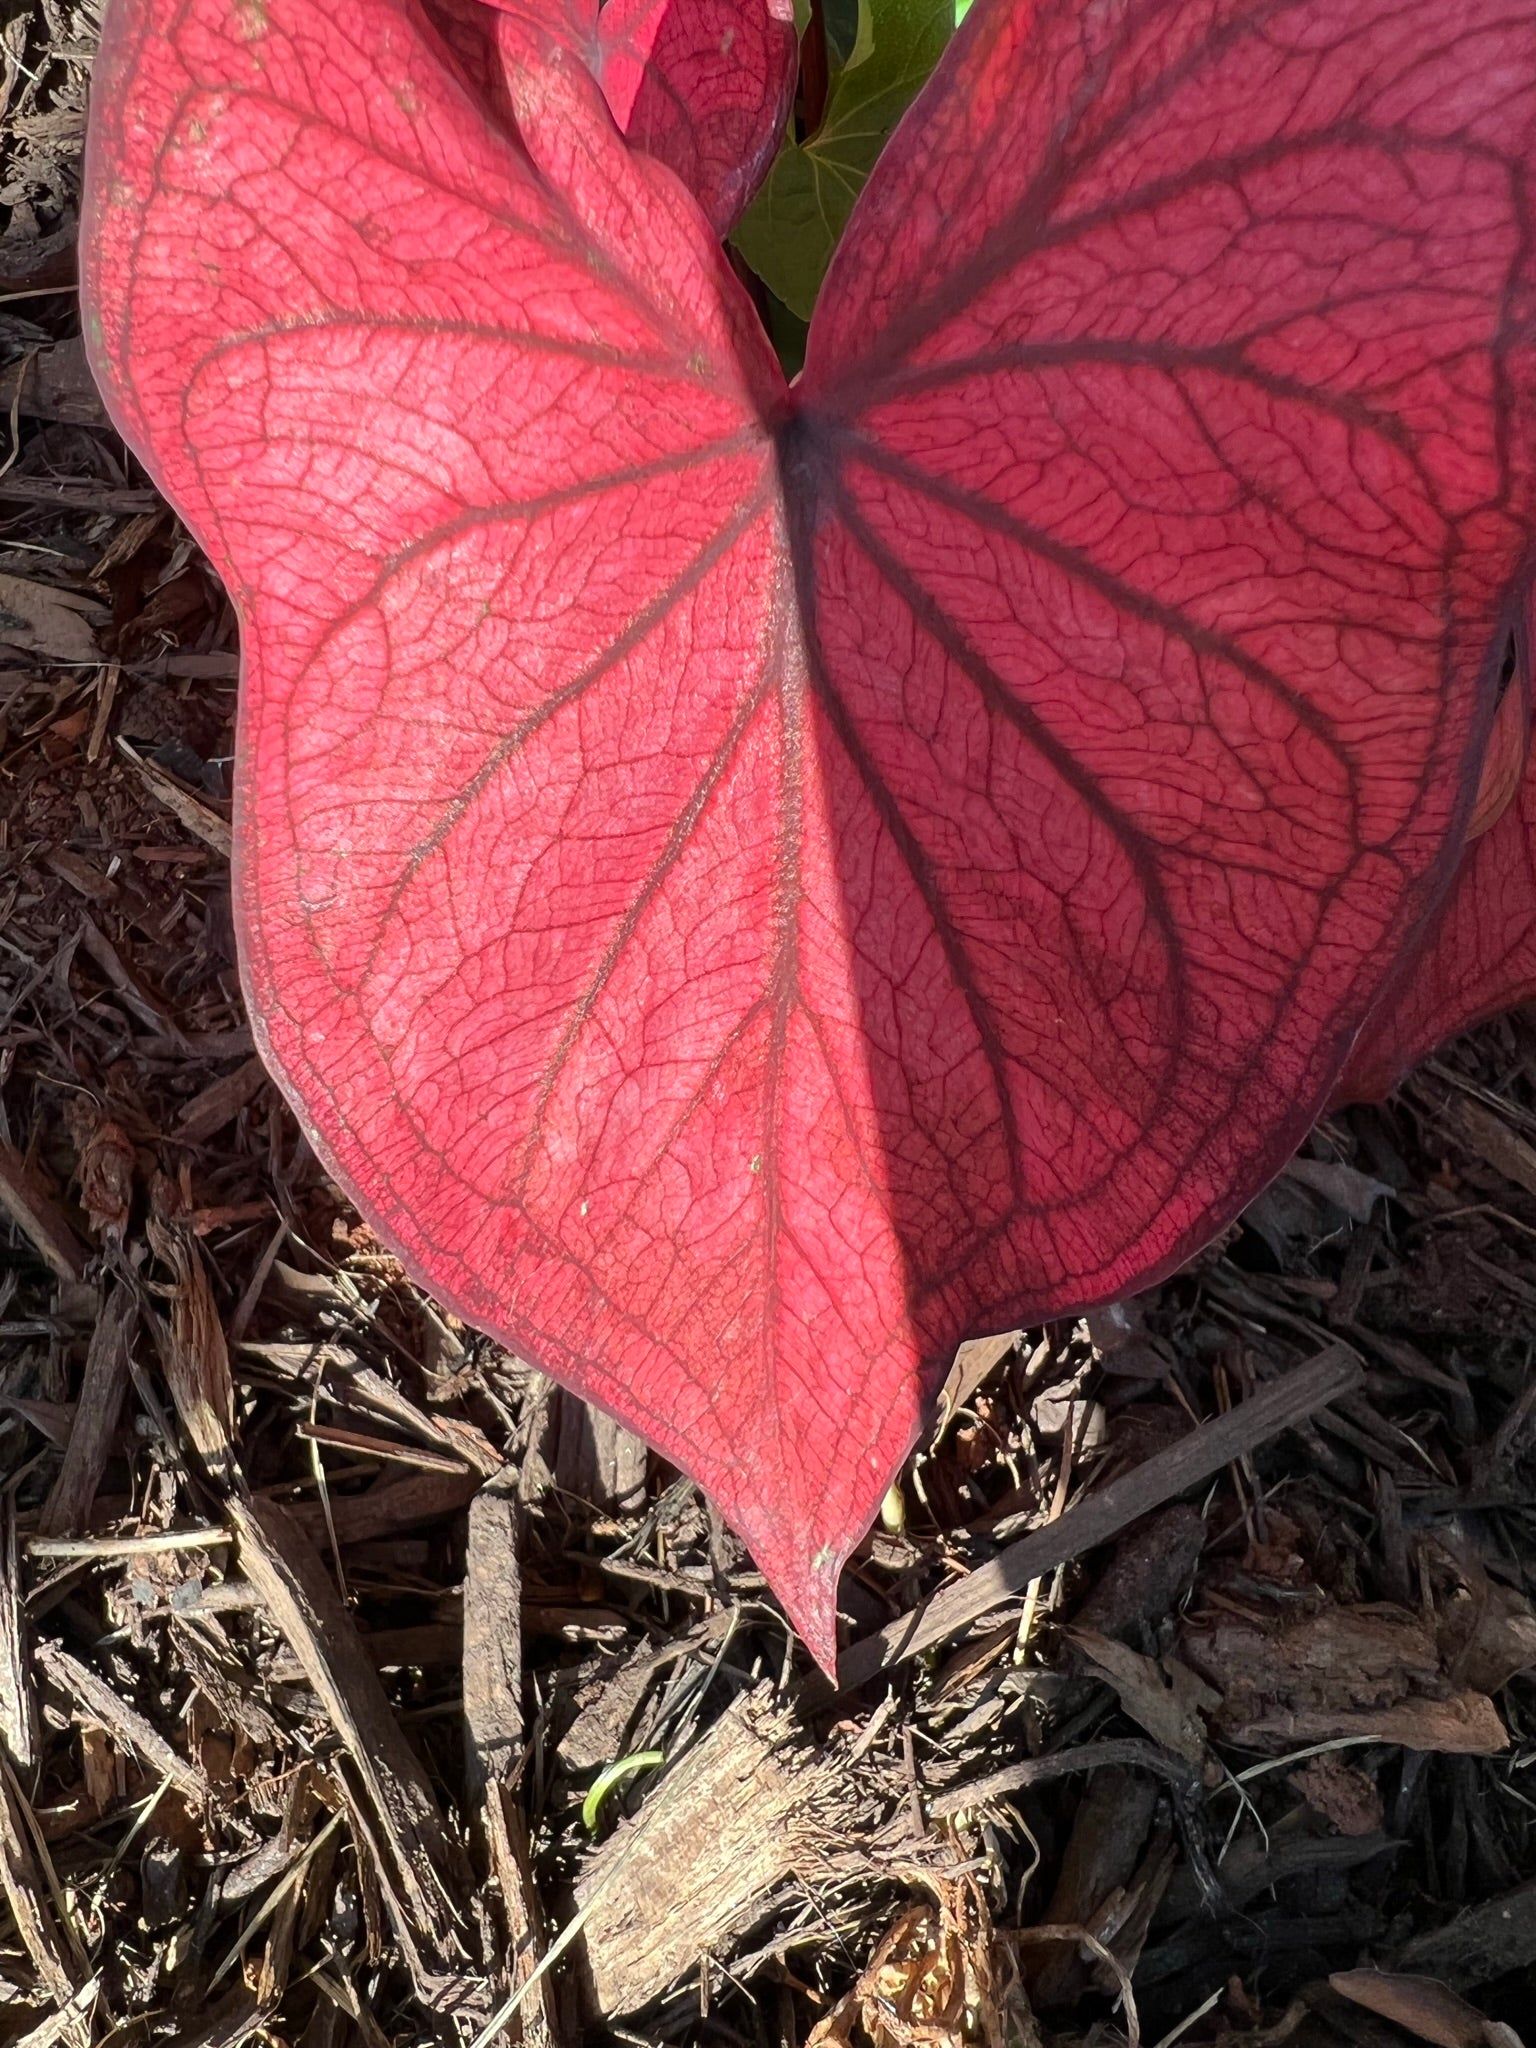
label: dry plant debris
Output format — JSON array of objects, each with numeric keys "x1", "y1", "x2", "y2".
[{"x1": 0, "y1": 8, "x2": 1535, "y2": 2047}]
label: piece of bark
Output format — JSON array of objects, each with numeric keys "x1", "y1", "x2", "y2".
[
  {"x1": 558, "y1": 1614, "x2": 734, "y2": 1773},
  {"x1": 0, "y1": 1495, "x2": 35, "y2": 1773},
  {"x1": 1395, "y1": 1877, "x2": 1536, "y2": 1989},
  {"x1": 283, "y1": 1468, "x2": 481, "y2": 1549},
  {"x1": 484, "y1": 1782, "x2": 560, "y2": 2048},
  {"x1": 0, "y1": 228, "x2": 75, "y2": 293},
  {"x1": 1160, "y1": 1832, "x2": 1399, "y2": 1922},
  {"x1": 177, "y1": 1990, "x2": 274, "y2": 2048},
  {"x1": 170, "y1": 1614, "x2": 282, "y2": 1749},
  {"x1": 1291, "y1": 1755, "x2": 1385, "y2": 1837},
  {"x1": 1068, "y1": 1629, "x2": 1216, "y2": 1764},
  {"x1": 464, "y1": 1476, "x2": 525, "y2": 1797},
  {"x1": 328, "y1": 1361, "x2": 502, "y2": 1478},
  {"x1": 1330, "y1": 1969, "x2": 1522, "y2": 2048},
  {"x1": 0, "y1": 477, "x2": 160, "y2": 516},
  {"x1": 1182, "y1": 1602, "x2": 1507, "y2": 1754},
  {"x1": 0, "y1": 338, "x2": 111, "y2": 427},
  {"x1": 230, "y1": 1495, "x2": 474, "y2": 1987},
  {"x1": 175, "y1": 1057, "x2": 269, "y2": 1143},
  {"x1": 574, "y1": 1687, "x2": 816, "y2": 2018},
  {"x1": 69, "y1": 1112, "x2": 134, "y2": 1239},
  {"x1": 79, "y1": 1726, "x2": 118, "y2": 1817},
  {"x1": 549, "y1": 1391, "x2": 648, "y2": 1515},
  {"x1": 840, "y1": 1346, "x2": 1362, "y2": 1687},
  {"x1": 1029, "y1": 1768, "x2": 1157, "y2": 2010},
  {"x1": 0, "y1": 1762, "x2": 86, "y2": 2005},
  {"x1": 0, "y1": 1139, "x2": 86, "y2": 1283},
  {"x1": 1442, "y1": 1095, "x2": 1536, "y2": 1202},
  {"x1": 1071, "y1": 1503, "x2": 1205, "y2": 1645},
  {"x1": 115, "y1": 738, "x2": 234, "y2": 856},
  {"x1": 7, "y1": 1978, "x2": 98, "y2": 2048},
  {"x1": 146, "y1": 1197, "x2": 236, "y2": 1477},
  {"x1": 295, "y1": 1420, "x2": 471, "y2": 1476},
  {"x1": 37, "y1": 1284, "x2": 136, "y2": 1538},
  {"x1": 0, "y1": 571, "x2": 105, "y2": 665},
  {"x1": 35, "y1": 1641, "x2": 207, "y2": 1805},
  {"x1": 1299, "y1": 1985, "x2": 1432, "y2": 2048}
]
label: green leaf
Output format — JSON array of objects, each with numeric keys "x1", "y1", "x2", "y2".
[{"x1": 733, "y1": 0, "x2": 955, "y2": 322}]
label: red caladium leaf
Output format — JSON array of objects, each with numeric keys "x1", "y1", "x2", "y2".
[
  {"x1": 1336, "y1": 610, "x2": 1536, "y2": 1103},
  {"x1": 422, "y1": 0, "x2": 797, "y2": 233},
  {"x1": 83, "y1": 0, "x2": 1536, "y2": 1669}
]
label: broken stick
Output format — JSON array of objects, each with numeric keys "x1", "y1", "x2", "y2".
[{"x1": 838, "y1": 1344, "x2": 1362, "y2": 1690}]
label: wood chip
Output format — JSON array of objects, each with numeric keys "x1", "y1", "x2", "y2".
[
  {"x1": 0, "y1": 1761, "x2": 89, "y2": 2004},
  {"x1": 37, "y1": 1282, "x2": 136, "y2": 1537},
  {"x1": 1331, "y1": 1969, "x2": 1523, "y2": 2048},
  {"x1": 0, "y1": 337, "x2": 108, "y2": 426},
  {"x1": 0, "y1": 1139, "x2": 86, "y2": 1283},
  {"x1": 229, "y1": 1495, "x2": 474, "y2": 1984},
  {"x1": 0, "y1": 570, "x2": 104, "y2": 664},
  {"x1": 839, "y1": 1345, "x2": 1362, "y2": 1687},
  {"x1": 0, "y1": 1495, "x2": 34, "y2": 1774},
  {"x1": 5, "y1": 1978, "x2": 98, "y2": 2048},
  {"x1": 1182, "y1": 1602, "x2": 1508, "y2": 1754},
  {"x1": 115, "y1": 737, "x2": 234, "y2": 856},
  {"x1": 1397, "y1": 1877, "x2": 1536, "y2": 1989},
  {"x1": 1029, "y1": 1767, "x2": 1157, "y2": 2011},
  {"x1": 1443, "y1": 1094, "x2": 1536, "y2": 1201},
  {"x1": 175, "y1": 1056, "x2": 269, "y2": 1143},
  {"x1": 0, "y1": 477, "x2": 160, "y2": 515},
  {"x1": 484, "y1": 1784, "x2": 559, "y2": 2048},
  {"x1": 1068, "y1": 1629, "x2": 1216, "y2": 1765},
  {"x1": 146, "y1": 1196, "x2": 236, "y2": 1476},
  {"x1": 284, "y1": 1468, "x2": 481, "y2": 1549},
  {"x1": 34, "y1": 1641, "x2": 207, "y2": 1804},
  {"x1": 463, "y1": 1476, "x2": 524, "y2": 1796},
  {"x1": 462, "y1": 1478, "x2": 559, "y2": 2040},
  {"x1": 574, "y1": 1687, "x2": 816, "y2": 2018}
]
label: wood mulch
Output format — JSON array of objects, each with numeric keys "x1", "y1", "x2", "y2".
[{"x1": 2, "y1": 8, "x2": 1534, "y2": 2046}]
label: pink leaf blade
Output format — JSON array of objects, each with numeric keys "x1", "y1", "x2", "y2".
[
  {"x1": 795, "y1": 0, "x2": 1536, "y2": 1329},
  {"x1": 82, "y1": 0, "x2": 885, "y2": 1666},
  {"x1": 81, "y1": 0, "x2": 1536, "y2": 1672},
  {"x1": 1336, "y1": 598, "x2": 1536, "y2": 1103},
  {"x1": 447, "y1": 0, "x2": 797, "y2": 233},
  {"x1": 593, "y1": 0, "x2": 798, "y2": 232}
]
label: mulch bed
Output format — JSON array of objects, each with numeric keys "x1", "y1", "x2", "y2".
[{"x1": 3, "y1": 9, "x2": 1535, "y2": 2046}]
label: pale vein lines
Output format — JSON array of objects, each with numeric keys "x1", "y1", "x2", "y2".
[
  {"x1": 512, "y1": 559, "x2": 782, "y2": 1199},
  {"x1": 193, "y1": 311, "x2": 701, "y2": 386},
  {"x1": 331, "y1": 464, "x2": 771, "y2": 987}
]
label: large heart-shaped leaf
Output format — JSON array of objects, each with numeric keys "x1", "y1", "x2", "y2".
[
  {"x1": 1337, "y1": 608, "x2": 1536, "y2": 1103},
  {"x1": 424, "y1": 0, "x2": 797, "y2": 233},
  {"x1": 83, "y1": 0, "x2": 1536, "y2": 1667}
]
